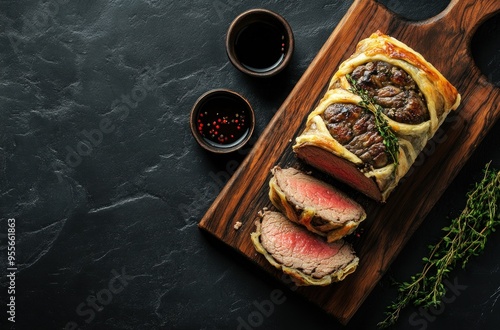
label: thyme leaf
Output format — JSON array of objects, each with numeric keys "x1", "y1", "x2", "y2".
[
  {"x1": 346, "y1": 74, "x2": 400, "y2": 167},
  {"x1": 378, "y1": 162, "x2": 500, "y2": 328}
]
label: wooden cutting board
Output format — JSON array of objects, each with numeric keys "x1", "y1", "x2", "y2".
[{"x1": 198, "y1": 0, "x2": 500, "y2": 324}]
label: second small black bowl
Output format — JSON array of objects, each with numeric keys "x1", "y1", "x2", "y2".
[{"x1": 190, "y1": 89, "x2": 255, "y2": 153}]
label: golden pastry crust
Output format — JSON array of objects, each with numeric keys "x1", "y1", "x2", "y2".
[
  {"x1": 293, "y1": 31, "x2": 461, "y2": 202},
  {"x1": 330, "y1": 31, "x2": 461, "y2": 134}
]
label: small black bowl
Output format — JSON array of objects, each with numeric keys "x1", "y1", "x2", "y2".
[
  {"x1": 226, "y1": 9, "x2": 294, "y2": 78},
  {"x1": 190, "y1": 89, "x2": 255, "y2": 153}
]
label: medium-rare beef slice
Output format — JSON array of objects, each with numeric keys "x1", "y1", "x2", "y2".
[
  {"x1": 269, "y1": 166, "x2": 366, "y2": 242},
  {"x1": 251, "y1": 210, "x2": 358, "y2": 286},
  {"x1": 294, "y1": 143, "x2": 384, "y2": 201}
]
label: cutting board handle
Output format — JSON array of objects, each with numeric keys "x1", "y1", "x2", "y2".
[
  {"x1": 424, "y1": 0, "x2": 500, "y2": 35},
  {"x1": 396, "y1": 0, "x2": 500, "y2": 89}
]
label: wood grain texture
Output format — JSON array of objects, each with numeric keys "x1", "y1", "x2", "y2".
[{"x1": 198, "y1": 0, "x2": 500, "y2": 324}]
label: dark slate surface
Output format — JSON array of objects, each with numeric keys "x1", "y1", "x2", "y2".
[{"x1": 1, "y1": 1, "x2": 499, "y2": 329}]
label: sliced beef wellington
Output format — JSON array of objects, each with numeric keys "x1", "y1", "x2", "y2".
[
  {"x1": 293, "y1": 31, "x2": 461, "y2": 202},
  {"x1": 269, "y1": 166, "x2": 366, "y2": 242},
  {"x1": 251, "y1": 211, "x2": 358, "y2": 286}
]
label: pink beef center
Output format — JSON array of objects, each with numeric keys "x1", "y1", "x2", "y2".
[
  {"x1": 273, "y1": 227, "x2": 340, "y2": 260},
  {"x1": 296, "y1": 145, "x2": 382, "y2": 201},
  {"x1": 286, "y1": 175, "x2": 356, "y2": 212}
]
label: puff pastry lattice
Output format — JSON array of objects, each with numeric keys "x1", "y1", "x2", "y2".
[{"x1": 293, "y1": 31, "x2": 461, "y2": 202}]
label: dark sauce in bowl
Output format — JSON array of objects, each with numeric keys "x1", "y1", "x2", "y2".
[
  {"x1": 226, "y1": 9, "x2": 294, "y2": 78},
  {"x1": 234, "y1": 22, "x2": 286, "y2": 73}
]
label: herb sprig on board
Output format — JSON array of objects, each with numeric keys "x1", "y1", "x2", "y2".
[
  {"x1": 346, "y1": 74, "x2": 399, "y2": 167},
  {"x1": 378, "y1": 162, "x2": 500, "y2": 328}
]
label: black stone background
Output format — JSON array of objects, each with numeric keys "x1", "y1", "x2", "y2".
[{"x1": 0, "y1": 0, "x2": 499, "y2": 329}]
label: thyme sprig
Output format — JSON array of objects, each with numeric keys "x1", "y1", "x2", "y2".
[
  {"x1": 346, "y1": 74, "x2": 399, "y2": 167},
  {"x1": 378, "y1": 162, "x2": 500, "y2": 328}
]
